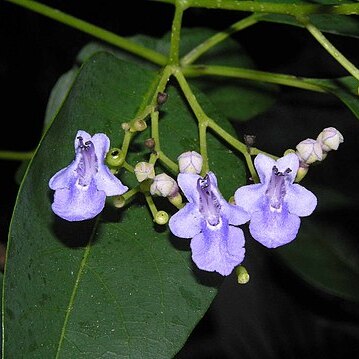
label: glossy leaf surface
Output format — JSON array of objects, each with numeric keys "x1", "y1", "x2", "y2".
[{"x1": 3, "y1": 52, "x2": 246, "y2": 358}]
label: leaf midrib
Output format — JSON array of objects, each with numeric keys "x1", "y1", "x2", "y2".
[{"x1": 54, "y1": 219, "x2": 97, "y2": 359}]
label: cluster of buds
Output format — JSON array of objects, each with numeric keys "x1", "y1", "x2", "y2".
[
  {"x1": 295, "y1": 127, "x2": 343, "y2": 181},
  {"x1": 132, "y1": 151, "x2": 204, "y2": 222}
]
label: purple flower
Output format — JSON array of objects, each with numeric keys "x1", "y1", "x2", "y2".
[
  {"x1": 234, "y1": 153, "x2": 317, "y2": 248},
  {"x1": 169, "y1": 171, "x2": 249, "y2": 276},
  {"x1": 49, "y1": 130, "x2": 128, "y2": 221}
]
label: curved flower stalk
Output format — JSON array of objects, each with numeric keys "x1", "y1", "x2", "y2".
[
  {"x1": 169, "y1": 171, "x2": 249, "y2": 276},
  {"x1": 234, "y1": 153, "x2": 317, "y2": 248},
  {"x1": 49, "y1": 130, "x2": 128, "y2": 221}
]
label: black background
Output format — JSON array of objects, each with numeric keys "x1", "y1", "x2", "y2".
[{"x1": 1, "y1": 1, "x2": 359, "y2": 358}]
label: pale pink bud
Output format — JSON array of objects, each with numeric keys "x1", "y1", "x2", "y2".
[
  {"x1": 134, "y1": 162, "x2": 155, "y2": 182},
  {"x1": 150, "y1": 173, "x2": 179, "y2": 198},
  {"x1": 178, "y1": 151, "x2": 203, "y2": 174},
  {"x1": 317, "y1": 127, "x2": 344, "y2": 152},
  {"x1": 296, "y1": 138, "x2": 323, "y2": 165}
]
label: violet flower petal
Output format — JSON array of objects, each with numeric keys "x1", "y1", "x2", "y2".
[
  {"x1": 49, "y1": 160, "x2": 79, "y2": 190},
  {"x1": 168, "y1": 203, "x2": 202, "y2": 238},
  {"x1": 286, "y1": 183, "x2": 317, "y2": 217},
  {"x1": 275, "y1": 152, "x2": 299, "y2": 183},
  {"x1": 191, "y1": 218, "x2": 245, "y2": 276},
  {"x1": 49, "y1": 130, "x2": 91, "y2": 190},
  {"x1": 254, "y1": 154, "x2": 276, "y2": 184},
  {"x1": 95, "y1": 166, "x2": 128, "y2": 196},
  {"x1": 95, "y1": 165, "x2": 128, "y2": 196},
  {"x1": 90, "y1": 133, "x2": 128, "y2": 195},
  {"x1": 75, "y1": 130, "x2": 92, "y2": 146},
  {"x1": 51, "y1": 181, "x2": 106, "y2": 221},
  {"x1": 91, "y1": 133, "x2": 110, "y2": 159},
  {"x1": 221, "y1": 202, "x2": 250, "y2": 226},
  {"x1": 177, "y1": 173, "x2": 201, "y2": 204},
  {"x1": 234, "y1": 183, "x2": 265, "y2": 214},
  {"x1": 249, "y1": 203, "x2": 300, "y2": 248},
  {"x1": 208, "y1": 172, "x2": 250, "y2": 225},
  {"x1": 207, "y1": 172, "x2": 218, "y2": 187}
]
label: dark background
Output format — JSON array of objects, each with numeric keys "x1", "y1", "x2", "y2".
[{"x1": 1, "y1": 1, "x2": 359, "y2": 358}]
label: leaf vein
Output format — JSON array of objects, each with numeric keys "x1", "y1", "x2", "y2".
[{"x1": 54, "y1": 220, "x2": 98, "y2": 359}]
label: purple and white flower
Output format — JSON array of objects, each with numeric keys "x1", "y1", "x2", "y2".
[
  {"x1": 49, "y1": 130, "x2": 128, "y2": 221},
  {"x1": 234, "y1": 153, "x2": 317, "y2": 248},
  {"x1": 169, "y1": 171, "x2": 249, "y2": 276}
]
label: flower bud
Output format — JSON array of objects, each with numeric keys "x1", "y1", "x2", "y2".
[
  {"x1": 144, "y1": 137, "x2": 155, "y2": 150},
  {"x1": 236, "y1": 265, "x2": 250, "y2": 284},
  {"x1": 150, "y1": 173, "x2": 179, "y2": 198},
  {"x1": 228, "y1": 196, "x2": 235, "y2": 205},
  {"x1": 121, "y1": 122, "x2": 130, "y2": 131},
  {"x1": 157, "y1": 92, "x2": 168, "y2": 106},
  {"x1": 317, "y1": 127, "x2": 344, "y2": 152},
  {"x1": 106, "y1": 148, "x2": 125, "y2": 168},
  {"x1": 134, "y1": 162, "x2": 155, "y2": 183},
  {"x1": 113, "y1": 195, "x2": 126, "y2": 208},
  {"x1": 154, "y1": 210, "x2": 169, "y2": 225},
  {"x1": 131, "y1": 119, "x2": 147, "y2": 132},
  {"x1": 296, "y1": 138, "x2": 323, "y2": 165},
  {"x1": 243, "y1": 134, "x2": 256, "y2": 147},
  {"x1": 283, "y1": 148, "x2": 295, "y2": 156},
  {"x1": 178, "y1": 151, "x2": 203, "y2": 174}
]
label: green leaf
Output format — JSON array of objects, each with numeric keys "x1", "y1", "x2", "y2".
[
  {"x1": 44, "y1": 68, "x2": 79, "y2": 129},
  {"x1": 173, "y1": 0, "x2": 359, "y2": 38},
  {"x1": 252, "y1": 0, "x2": 356, "y2": 5},
  {"x1": 251, "y1": 0, "x2": 359, "y2": 38},
  {"x1": 263, "y1": 14, "x2": 359, "y2": 39},
  {"x1": 3, "y1": 52, "x2": 246, "y2": 358},
  {"x1": 307, "y1": 76, "x2": 359, "y2": 120},
  {"x1": 75, "y1": 38, "x2": 159, "y2": 71},
  {"x1": 276, "y1": 219, "x2": 359, "y2": 303},
  {"x1": 156, "y1": 0, "x2": 359, "y2": 38}
]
